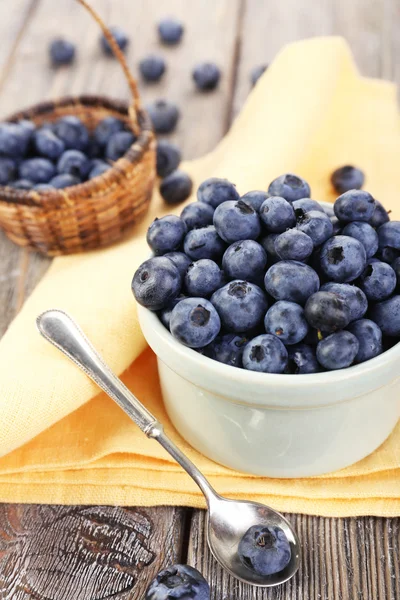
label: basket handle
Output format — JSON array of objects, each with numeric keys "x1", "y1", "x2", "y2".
[{"x1": 77, "y1": 0, "x2": 141, "y2": 134}]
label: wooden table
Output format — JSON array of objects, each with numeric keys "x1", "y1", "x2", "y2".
[{"x1": 0, "y1": 1, "x2": 399, "y2": 598}]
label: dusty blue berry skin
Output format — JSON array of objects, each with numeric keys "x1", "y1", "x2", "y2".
[
  {"x1": 132, "y1": 256, "x2": 181, "y2": 311},
  {"x1": 204, "y1": 333, "x2": 248, "y2": 368},
  {"x1": 316, "y1": 330, "x2": 359, "y2": 370},
  {"x1": 145, "y1": 564, "x2": 209, "y2": 600},
  {"x1": 250, "y1": 64, "x2": 268, "y2": 87},
  {"x1": 19, "y1": 119, "x2": 35, "y2": 144},
  {"x1": 159, "y1": 295, "x2": 186, "y2": 330},
  {"x1": 358, "y1": 261, "x2": 396, "y2": 302},
  {"x1": 88, "y1": 160, "x2": 110, "y2": 179},
  {"x1": 147, "y1": 215, "x2": 187, "y2": 255},
  {"x1": 296, "y1": 210, "x2": 333, "y2": 247},
  {"x1": 197, "y1": 177, "x2": 240, "y2": 208},
  {"x1": 93, "y1": 117, "x2": 125, "y2": 147},
  {"x1": 241, "y1": 190, "x2": 269, "y2": 212},
  {"x1": 105, "y1": 131, "x2": 135, "y2": 161},
  {"x1": 49, "y1": 173, "x2": 80, "y2": 188},
  {"x1": 320, "y1": 282, "x2": 368, "y2": 322},
  {"x1": 184, "y1": 226, "x2": 226, "y2": 261},
  {"x1": 184, "y1": 259, "x2": 224, "y2": 297},
  {"x1": 268, "y1": 173, "x2": 311, "y2": 203},
  {"x1": 331, "y1": 165, "x2": 365, "y2": 194},
  {"x1": 264, "y1": 300, "x2": 309, "y2": 345},
  {"x1": 369, "y1": 200, "x2": 389, "y2": 228},
  {"x1": 242, "y1": 335, "x2": 288, "y2": 374},
  {"x1": 347, "y1": 319, "x2": 383, "y2": 363},
  {"x1": 160, "y1": 170, "x2": 193, "y2": 205},
  {"x1": 259, "y1": 196, "x2": 296, "y2": 233},
  {"x1": 377, "y1": 221, "x2": 400, "y2": 251},
  {"x1": 34, "y1": 128, "x2": 65, "y2": 160},
  {"x1": 274, "y1": 229, "x2": 313, "y2": 261},
  {"x1": 222, "y1": 240, "x2": 267, "y2": 283},
  {"x1": 164, "y1": 251, "x2": 192, "y2": 278},
  {"x1": 54, "y1": 116, "x2": 89, "y2": 151},
  {"x1": 287, "y1": 343, "x2": 320, "y2": 374},
  {"x1": 34, "y1": 183, "x2": 53, "y2": 191},
  {"x1": 211, "y1": 280, "x2": 268, "y2": 333},
  {"x1": 170, "y1": 297, "x2": 221, "y2": 348},
  {"x1": 238, "y1": 525, "x2": 291, "y2": 576},
  {"x1": 342, "y1": 221, "x2": 378, "y2": 258},
  {"x1": 334, "y1": 190, "x2": 376, "y2": 223},
  {"x1": 376, "y1": 246, "x2": 400, "y2": 264},
  {"x1": 193, "y1": 62, "x2": 221, "y2": 91},
  {"x1": 264, "y1": 261, "x2": 320, "y2": 305},
  {"x1": 181, "y1": 202, "x2": 214, "y2": 230},
  {"x1": 57, "y1": 149, "x2": 90, "y2": 179},
  {"x1": 19, "y1": 158, "x2": 55, "y2": 183},
  {"x1": 158, "y1": 18, "x2": 184, "y2": 45},
  {"x1": 147, "y1": 100, "x2": 180, "y2": 134},
  {"x1": 304, "y1": 291, "x2": 351, "y2": 333},
  {"x1": 214, "y1": 200, "x2": 261, "y2": 243},
  {"x1": 369, "y1": 295, "x2": 400, "y2": 336},
  {"x1": 10, "y1": 179, "x2": 33, "y2": 190},
  {"x1": 0, "y1": 157, "x2": 16, "y2": 185},
  {"x1": 330, "y1": 216, "x2": 342, "y2": 235},
  {"x1": 156, "y1": 140, "x2": 181, "y2": 178},
  {"x1": 101, "y1": 26, "x2": 129, "y2": 56},
  {"x1": 260, "y1": 233, "x2": 280, "y2": 263},
  {"x1": 292, "y1": 198, "x2": 324, "y2": 214},
  {"x1": 0, "y1": 123, "x2": 30, "y2": 157},
  {"x1": 320, "y1": 235, "x2": 367, "y2": 282},
  {"x1": 140, "y1": 55, "x2": 166, "y2": 82},
  {"x1": 49, "y1": 38, "x2": 75, "y2": 66}
]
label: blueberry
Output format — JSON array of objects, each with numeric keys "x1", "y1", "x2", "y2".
[
  {"x1": 242, "y1": 335, "x2": 288, "y2": 374},
  {"x1": 54, "y1": 116, "x2": 89, "y2": 151},
  {"x1": 323, "y1": 204, "x2": 335, "y2": 217},
  {"x1": 287, "y1": 343, "x2": 320, "y2": 374},
  {"x1": 222, "y1": 240, "x2": 267, "y2": 283},
  {"x1": 211, "y1": 280, "x2": 268, "y2": 333},
  {"x1": 34, "y1": 128, "x2": 65, "y2": 160},
  {"x1": 93, "y1": 117, "x2": 125, "y2": 147},
  {"x1": 88, "y1": 160, "x2": 110, "y2": 179},
  {"x1": 330, "y1": 216, "x2": 342, "y2": 235},
  {"x1": 392, "y1": 256, "x2": 400, "y2": 286},
  {"x1": 376, "y1": 246, "x2": 400, "y2": 264},
  {"x1": 342, "y1": 221, "x2": 378, "y2": 258},
  {"x1": 250, "y1": 64, "x2": 268, "y2": 87},
  {"x1": 0, "y1": 157, "x2": 16, "y2": 185},
  {"x1": 181, "y1": 202, "x2": 214, "y2": 230},
  {"x1": 0, "y1": 123, "x2": 29, "y2": 157},
  {"x1": 193, "y1": 63, "x2": 221, "y2": 91},
  {"x1": 9, "y1": 179, "x2": 33, "y2": 190},
  {"x1": 304, "y1": 291, "x2": 351, "y2": 333},
  {"x1": 369, "y1": 200, "x2": 389, "y2": 228},
  {"x1": 147, "y1": 100, "x2": 180, "y2": 134},
  {"x1": 296, "y1": 210, "x2": 333, "y2": 247},
  {"x1": 147, "y1": 215, "x2": 187, "y2": 255},
  {"x1": 292, "y1": 198, "x2": 324, "y2": 214},
  {"x1": 160, "y1": 170, "x2": 193, "y2": 204},
  {"x1": 145, "y1": 564, "x2": 209, "y2": 600},
  {"x1": 358, "y1": 261, "x2": 396, "y2": 301},
  {"x1": 377, "y1": 221, "x2": 400, "y2": 251},
  {"x1": 274, "y1": 229, "x2": 313, "y2": 261},
  {"x1": 259, "y1": 196, "x2": 296, "y2": 233},
  {"x1": 369, "y1": 295, "x2": 400, "y2": 336},
  {"x1": 57, "y1": 149, "x2": 90, "y2": 179},
  {"x1": 238, "y1": 525, "x2": 291, "y2": 576},
  {"x1": 100, "y1": 26, "x2": 129, "y2": 56},
  {"x1": 264, "y1": 300, "x2": 308, "y2": 345},
  {"x1": 320, "y1": 235, "x2": 367, "y2": 282},
  {"x1": 334, "y1": 190, "x2": 376, "y2": 223},
  {"x1": 139, "y1": 54, "x2": 166, "y2": 82},
  {"x1": 214, "y1": 200, "x2": 261, "y2": 243},
  {"x1": 86, "y1": 138, "x2": 103, "y2": 159},
  {"x1": 184, "y1": 226, "x2": 226, "y2": 261},
  {"x1": 132, "y1": 256, "x2": 181, "y2": 311},
  {"x1": 316, "y1": 330, "x2": 359, "y2": 370},
  {"x1": 241, "y1": 190, "x2": 269, "y2": 212},
  {"x1": 49, "y1": 38, "x2": 75, "y2": 66},
  {"x1": 105, "y1": 131, "x2": 136, "y2": 161},
  {"x1": 170, "y1": 297, "x2": 221, "y2": 348},
  {"x1": 331, "y1": 165, "x2": 365, "y2": 194},
  {"x1": 19, "y1": 158, "x2": 55, "y2": 183},
  {"x1": 164, "y1": 251, "x2": 192, "y2": 278},
  {"x1": 347, "y1": 319, "x2": 383, "y2": 363},
  {"x1": 34, "y1": 183, "x2": 53, "y2": 191},
  {"x1": 49, "y1": 173, "x2": 80, "y2": 188},
  {"x1": 184, "y1": 259, "x2": 224, "y2": 297},
  {"x1": 260, "y1": 233, "x2": 280, "y2": 263},
  {"x1": 268, "y1": 173, "x2": 311, "y2": 203},
  {"x1": 156, "y1": 140, "x2": 181, "y2": 178},
  {"x1": 204, "y1": 333, "x2": 248, "y2": 368},
  {"x1": 18, "y1": 119, "x2": 35, "y2": 144},
  {"x1": 264, "y1": 261, "x2": 320, "y2": 305},
  {"x1": 159, "y1": 295, "x2": 186, "y2": 330},
  {"x1": 158, "y1": 18, "x2": 184, "y2": 45},
  {"x1": 320, "y1": 282, "x2": 368, "y2": 322},
  {"x1": 197, "y1": 178, "x2": 239, "y2": 208}
]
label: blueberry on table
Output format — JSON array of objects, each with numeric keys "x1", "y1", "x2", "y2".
[
  {"x1": 342, "y1": 221, "x2": 378, "y2": 258},
  {"x1": 296, "y1": 209, "x2": 333, "y2": 246},
  {"x1": 377, "y1": 221, "x2": 400, "y2": 250},
  {"x1": 147, "y1": 215, "x2": 187, "y2": 255},
  {"x1": 274, "y1": 229, "x2": 313, "y2": 262},
  {"x1": 238, "y1": 525, "x2": 291, "y2": 576},
  {"x1": 9, "y1": 179, "x2": 33, "y2": 190},
  {"x1": 0, "y1": 157, "x2": 16, "y2": 185},
  {"x1": 184, "y1": 225, "x2": 226, "y2": 261},
  {"x1": 57, "y1": 149, "x2": 90, "y2": 179},
  {"x1": 241, "y1": 190, "x2": 269, "y2": 212},
  {"x1": 105, "y1": 131, "x2": 136, "y2": 161},
  {"x1": 159, "y1": 294, "x2": 186, "y2": 330},
  {"x1": 347, "y1": 319, "x2": 383, "y2": 363},
  {"x1": 358, "y1": 261, "x2": 396, "y2": 302},
  {"x1": 160, "y1": 170, "x2": 193, "y2": 204},
  {"x1": 211, "y1": 280, "x2": 268, "y2": 333},
  {"x1": 264, "y1": 261, "x2": 320, "y2": 305},
  {"x1": 250, "y1": 64, "x2": 268, "y2": 87},
  {"x1": 170, "y1": 297, "x2": 221, "y2": 348},
  {"x1": 320, "y1": 235, "x2": 366, "y2": 282},
  {"x1": 93, "y1": 117, "x2": 125, "y2": 147},
  {"x1": 264, "y1": 300, "x2": 309, "y2": 345},
  {"x1": 222, "y1": 239, "x2": 267, "y2": 283},
  {"x1": 260, "y1": 233, "x2": 280, "y2": 264},
  {"x1": 287, "y1": 343, "x2": 320, "y2": 374},
  {"x1": 132, "y1": 256, "x2": 181, "y2": 311},
  {"x1": 54, "y1": 116, "x2": 89, "y2": 151},
  {"x1": 0, "y1": 122, "x2": 30, "y2": 157},
  {"x1": 88, "y1": 160, "x2": 110, "y2": 179},
  {"x1": 316, "y1": 330, "x2": 359, "y2": 370},
  {"x1": 259, "y1": 196, "x2": 296, "y2": 233},
  {"x1": 369, "y1": 200, "x2": 389, "y2": 228},
  {"x1": 320, "y1": 282, "x2": 368, "y2": 322},
  {"x1": 184, "y1": 259, "x2": 224, "y2": 297},
  {"x1": 204, "y1": 333, "x2": 248, "y2": 368},
  {"x1": 331, "y1": 165, "x2": 365, "y2": 194},
  {"x1": 156, "y1": 140, "x2": 181, "y2": 178},
  {"x1": 34, "y1": 128, "x2": 65, "y2": 160},
  {"x1": 100, "y1": 26, "x2": 129, "y2": 56},
  {"x1": 164, "y1": 251, "x2": 192, "y2": 278},
  {"x1": 192, "y1": 62, "x2": 221, "y2": 91},
  {"x1": 139, "y1": 54, "x2": 166, "y2": 82},
  {"x1": 49, "y1": 38, "x2": 76, "y2": 66},
  {"x1": 147, "y1": 99, "x2": 180, "y2": 134},
  {"x1": 197, "y1": 177, "x2": 240, "y2": 208},
  {"x1": 145, "y1": 564, "x2": 209, "y2": 600},
  {"x1": 213, "y1": 199, "x2": 261, "y2": 243},
  {"x1": 333, "y1": 190, "x2": 376, "y2": 223},
  {"x1": 304, "y1": 291, "x2": 351, "y2": 333},
  {"x1": 268, "y1": 173, "x2": 311, "y2": 203},
  {"x1": 180, "y1": 202, "x2": 214, "y2": 230},
  {"x1": 292, "y1": 198, "x2": 324, "y2": 214},
  {"x1": 19, "y1": 157, "x2": 55, "y2": 184},
  {"x1": 158, "y1": 18, "x2": 184, "y2": 45},
  {"x1": 49, "y1": 174, "x2": 80, "y2": 189}
]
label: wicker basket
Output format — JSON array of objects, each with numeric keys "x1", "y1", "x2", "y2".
[{"x1": 0, "y1": 0, "x2": 155, "y2": 256}]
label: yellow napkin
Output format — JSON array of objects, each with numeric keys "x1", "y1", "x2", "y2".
[{"x1": 0, "y1": 37, "x2": 399, "y2": 517}]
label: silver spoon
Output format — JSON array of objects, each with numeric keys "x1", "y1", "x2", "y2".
[{"x1": 37, "y1": 309, "x2": 301, "y2": 587}]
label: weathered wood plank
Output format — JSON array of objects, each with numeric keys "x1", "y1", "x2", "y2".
[{"x1": 0, "y1": 0, "x2": 38, "y2": 84}]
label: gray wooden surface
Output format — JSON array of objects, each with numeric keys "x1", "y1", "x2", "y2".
[{"x1": 0, "y1": 1, "x2": 399, "y2": 599}]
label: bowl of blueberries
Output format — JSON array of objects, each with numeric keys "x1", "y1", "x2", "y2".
[{"x1": 133, "y1": 171, "x2": 400, "y2": 477}]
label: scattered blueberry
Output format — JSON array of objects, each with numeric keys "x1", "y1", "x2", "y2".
[
  {"x1": 331, "y1": 165, "x2": 365, "y2": 194},
  {"x1": 19, "y1": 157, "x2": 55, "y2": 183},
  {"x1": 347, "y1": 319, "x2": 383, "y2": 363},
  {"x1": 145, "y1": 564, "x2": 209, "y2": 600},
  {"x1": 170, "y1": 297, "x2": 221, "y2": 348},
  {"x1": 181, "y1": 202, "x2": 214, "y2": 230},
  {"x1": 100, "y1": 26, "x2": 129, "y2": 56},
  {"x1": 184, "y1": 225, "x2": 226, "y2": 261},
  {"x1": 369, "y1": 200, "x2": 389, "y2": 228},
  {"x1": 238, "y1": 525, "x2": 291, "y2": 576},
  {"x1": 268, "y1": 174, "x2": 311, "y2": 203},
  {"x1": 242, "y1": 335, "x2": 288, "y2": 374},
  {"x1": 88, "y1": 160, "x2": 110, "y2": 179},
  {"x1": 185, "y1": 259, "x2": 224, "y2": 297},
  {"x1": 147, "y1": 100, "x2": 180, "y2": 134},
  {"x1": 287, "y1": 343, "x2": 320, "y2": 374},
  {"x1": 369, "y1": 295, "x2": 400, "y2": 337},
  {"x1": 57, "y1": 149, "x2": 90, "y2": 179},
  {"x1": 193, "y1": 62, "x2": 221, "y2": 91},
  {"x1": 158, "y1": 17, "x2": 184, "y2": 45},
  {"x1": 204, "y1": 333, "x2": 248, "y2": 368},
  {"x1": 0, "y1": 158, "x2": 16, "y2": 185},
  {"x1": 34, "y1": 128, "x2": 65, "y2": 160},
  {"x1": 342, "y1": 221, "x2": 379, "y2": 259},
  {"x1": 304, "y1": 291, "x2": 351, "y2": 333},
  {"x1": 132, "y1": 256, "x2": 181, "y2": 311},
  {"x1": 54, "y1": 116, "x2": 89, "y2": 151},
  {"x1": 211, "y1": 280, "x2": 268, "y2": 333},
  {"x1": 0, "y1": 122, "x2": 30, "y2": 157},
  {"x1": 105, "y1": 131, "x2": 135, "y2": 161},
  {"x1": 9, "y1": 179, "x2": 33, "y2": 190},
  {"x1": 320, "y1": 282, "x2": 368, "y2": 322},
  {"x1": 358, "y1": 261, "x2": 396, "y2": 302},
  {"x1": 214, "y1": 200, "x2": 261, "y2": 243},
  {"x1": 264, "y1": 300, "x2": 308, "y2": 345},
  {"x1": 156, "y1": 140, "x2": 181, "y2": 178},
  {"x1": 292, "y1": 198, "x2": 324, "y2": 214},
  {"x1": 259, "y1": 197, "x2": 296, "y2": 233},
  {"x1": 160, "y1": 170, "x2": 193, "y2": 204},
  {"x1": 164, "y1": 251, "x2": 192, "y2": 278},
  {"x1": 222, "y1": 240, "x2": 267, "y2": 283},
  {"x1": 49, "y1": 38, "x2": 76, "y2": 66},
  {"x1": 264, "y1": 261, "x2": 320, "y2": 305},
  {"x1": 49, "y1": 173, "x2": 80, "y2": 188},
  {"x1": 316, "y1": 330, "x2": 359, "y2": 370},
  {"x1": 250, "y1": 64, "x2": 268, "y2": 87},
  {"x1": 93, "y1": 117, "x2": 125, "y2": 147},
  {"x1": 334, "y1": 190, "x2": 376, "y2": 223},
  {"x1": 197, "y1": 177, "x2": 239, "y2": 208},
  {"x1": 296, "y1": 210, "x2": 333, "y2": 246},
  {"x1": 241, "y1": 190, "x2": 269, "y2": 212},
  {"x1": 320, "y1": 235, "x2": 367, "y2": 282},
  {"x1": 274, "y1": 229, "x2": 313, "y2": 262},
  {"x1": 147, "y1": 215, "x2": 187, "y2": 255},
  {"x1": 139, "y1": 54, "x2": 166, "y2": 82}
]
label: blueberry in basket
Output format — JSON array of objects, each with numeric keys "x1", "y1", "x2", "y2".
[{"x1": 132, "y1": 173, "x2": 400, "y2": 373}]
